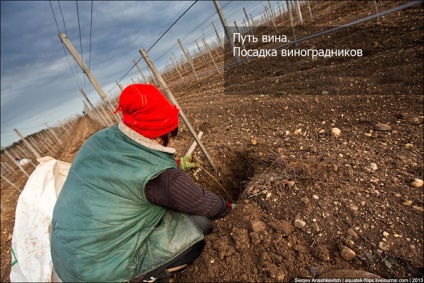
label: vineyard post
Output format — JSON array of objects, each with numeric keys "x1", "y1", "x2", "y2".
[
  {"x1": 13, "y1": 128, "x2": 41, "y2": 160},
  {"x1": 277, "y1": 1, "x2": 284, "y2": 21},
  {"x1": 83, "y1": 101, "x2": 101, "y2": 125},
  {"x1": 33, "y1": 135, "x2": 48, "y2": 154},
  {"x1": 63, "y1": 120, "x2": 73, "y2": 136},
  {"x1": 171, "y1": 52, "x2": 184, "y2": 74},
  {"x1": 45, "y1": 123, "x2": 63, "y2": 145},
  {"x1": 286, "y1": 0, "x2": 297, "y2": 42},
  {"x1": 213, "y1": 0, "x2": 240, "y2": 63},
  {"x1": 170, "y1": 56, "x2": 183, "y2": 79},
  {"x1": 294, "y1": 0, "x2": 304, "y2": 25},
  {"x1": 58, "y1": 120, "x2": 71, "y2": 136},
  {"x1": 116, "y1": 81, "x2": 124, "y2": 91},
  {"x1": 212, "y1": 21, "x2": 224, "y2": 49},
  {"x1": 2, "y1": 161, "x2": 14, "y2": 175},
  {"x1": 134, "y1": 60, "x2": 150, "y2": 84},
  {"x1": 36, "y1": 133, "x2": 51, "y2": 154},
  {"x1": 59, "y1": 33, "x2": 119, "y2": 123},
  {"x1": 40, "y1": 131, "x2": 54, "y2": 150},
  {"x1": 233, "y1": 21, "x2": 246, "y2": 50},
  {"x1": 243, "y1": 7, "x2": 254, "y2": 30},
  {"x1": 80, "y1": 89, "x2": 111, "y2": 126},
  {"x1": 195, "y1": 39, "x2": 206, "y2": 63},
  {"x1": 1, "y1": 174, "x2": 21, "y2": 192},
  {"x1": 2, "y1": 147, "x2": 29, "y2": 177},
  {"x1": 178, "y1": 38, "x2": 198, "y2": 79},
  {"x1": 28, "y1": 136, "x2": 45, "y2": 155},
  {"x1": 15, "y1": 144, "x2": 32, "y2": 161},
  {"x1": 147, "y1": 67, "x2": 160, "y2": 86},
  {"x1": 307, "y1": 0, "x2": 313, "y2": 19},
  {"x1": 268, "y1": 0, "x2": 277, "y2": 20},
  {"x1": 139, "y1": 49, "x2": 218, "y2": 172},
  {"x1": 179, "y1": 54, "x2": 188, "y2": 72},
  {"x1": 202, "y1": 37, "x2": 221, "y2": 74},
  {"x1": 250, "y1": 13, "x2": 256, "y2": 29}
]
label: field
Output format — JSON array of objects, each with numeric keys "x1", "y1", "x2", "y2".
[{"x1": 1, "y1": 1, "x2": 423, "y2": 282}]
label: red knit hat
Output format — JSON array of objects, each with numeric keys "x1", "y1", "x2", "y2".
[{"x1": 115, "y1": 84, "x2": 179, "y2": 138}]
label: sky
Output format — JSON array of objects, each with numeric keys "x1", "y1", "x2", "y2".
[{"x1": 1, "y1": 1, "x2": 268, "y2": 147}]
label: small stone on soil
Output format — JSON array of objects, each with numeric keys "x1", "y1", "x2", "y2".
[
  {"x1": 340, "y1": 246, "x2": 356, "y2": 260},
  {"x1": 250, "y1": 220, "x2": 267, "y2": 232},
  {"x1": 374, "y1": 123, "x2": 392, "y2": 131},
  {"x1": 411, "y1": 178, "x2": 423, "y2": 188},
  {"x1": 412, "y1": 206, "x2": 424, "y2": 214},
  {"x1": 294, "y1": 219, "x2": 306, "y2": 228},
  {"x1": 331, "y1": 127, "x2": 341, "y2": 137}
]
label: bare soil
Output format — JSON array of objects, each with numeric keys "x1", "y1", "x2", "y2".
[{"x1": 1, "y1": 1, "x2": 423, "y2": 282}]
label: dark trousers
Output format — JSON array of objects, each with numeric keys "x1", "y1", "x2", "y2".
[{"x1": 133, "y1": 215, "x2": 212, "y2": 282}]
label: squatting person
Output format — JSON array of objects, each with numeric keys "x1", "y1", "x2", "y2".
[{"x1": 50, "y1": 84, "x2": 234, "y2": 282}]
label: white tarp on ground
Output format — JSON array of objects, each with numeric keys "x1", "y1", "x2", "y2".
[{"x1": 10, "y1": 156, "x2": 71, "y2": 282}]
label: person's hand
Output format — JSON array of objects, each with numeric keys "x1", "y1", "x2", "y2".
[
  {"x1": 179, "y1": 154, "x2": 201, "y2": 171},
  {"x1": 231, "y1": 203, "x2": 236, "y2": 209}
]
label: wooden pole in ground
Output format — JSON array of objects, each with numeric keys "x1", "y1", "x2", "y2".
[
  {"x1": 80, "y1": 89, "x2": 111, "y2": 126},
  {"x1": 4, "y1": 162, "x2": 15, "y2": 175},
  {"x1": 277, "y1": 1, "x2": 284, "y2": 21},
  {"x1": 15, "y1": 145, "x2": 31, "y2": 160},
  {"x1": 116, "y1": 81, "x2": 124, "y2": 91},
  {"x1": 178, "y1": 38, "x2": 198, "y2": 79},
  {"x1": 28, "y1": 136, "x2": 45, "y2": 156},
  {"x1": 13, "y1": 129, "x2": 41, "y2": 160},
  {"x1": 1, "y1": 162, "x2": 12, "y2": 175},
  {"x1": 32, "y1": 134, "x2": 51, "y2": 154},
  {"x1": 171, "y1": 57, "x2": 183, "y2": 79},
  {"x1": 147, "y1": 67, "x2": 159, "y2": 86},
  {"x1": 202, "y1": 37, "x2": 221, "y2": 74},
  {"x1": 2, "y1": 147, "x2": 29, "y2": 177},
  {"x1": 134, "y1": 60, "x2": 149, "y2": 84},
  {"x1": 58, "y1": 120, "x2": 71, "y2": 137},
  {"x1": 213, "y1": 0, "x2": 240, "y2": 63},
  {"x1": 212, "y1": 21, "x2": 224, "y2": 49},
  {"x1": 195, "y1": 40, "x2": 206, "y2": 63},
  {"x1": 59, "y1": 33, "x2": 119, "y2": 123},
  {"x1": 286, "y1": 0, "x2": 297, "y2": 42},
  {"x1": 172, "y1": 52, "x2": 184, "y2": 73},
  {"x1": 39, "y1": 131, "x2": 54, "y2": 150},
  {"x1": 45, "y1": 123, "x2": 63, "y2": 145},
  {"x1": 1, "y1": 174, "x2": 21, "y2": 192},
  {"x1": 139, "y1": 49, "x2": 218, "y2": 171},
  {"x1": 267, "y1": 0, "x2": 277, "y2": 20},
  {"x1": 243, "y1": 7, "x2": 253, "y2": 29},
  {"x1": 294, "y1": 0, "x2": 304, "y2": 25},
  {"x1": 234, "y1": 21, "x2": 247, "y2": 50}
]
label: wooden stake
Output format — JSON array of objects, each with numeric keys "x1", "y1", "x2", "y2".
[
  {"x1": 212, "y1": 21, "x2": 224, "y2": 49},
  {"x1": 139, "y1": 49, "x2": 218, "y2": 171},
  {"x1": 45, "y1": 123, "x2": 63, "y2": 145},
  {"x1": 1, "y1": 174, "x2": 21, "y2": 192},
  {"x1": 134, "y1": 60, "x2": 150, "y2": 84},
  {"x1": 13, "y1": 128, "x2": 41, "y2": 160},
  {"x1": 202, "y1": 37, "x2": 221, "y2": 74},
  {"x1": 213, "y1": 0, "x2": 240, "y2": 63},
  {"x1": 59, "y1": 33, "x2": 119, "y2": 123},
  {"x1": 178, "y1": 38, "x2": 198, "y2": 79},
  {"x1": 294, "y1": 0, "x2": 304, "y2": 25},
  {"x1": 2, "y1": 147, "x2": 29, "y2": 177},
  {"x1": 80, "y1": 89, "x2": 110, "y2": 126}
]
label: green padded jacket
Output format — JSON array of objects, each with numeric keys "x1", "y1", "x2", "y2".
[{"x1": 50, "y1": 124, "x2": 204, "y2": 282}]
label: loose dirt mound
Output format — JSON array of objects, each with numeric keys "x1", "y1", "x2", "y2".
[{"x1": 1, "y1": 1, "x2": 422, "y2": 282}]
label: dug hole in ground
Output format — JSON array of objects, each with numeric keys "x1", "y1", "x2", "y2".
[{"x1": 1, "y1": 1, "x2": 423, "y2": 282}]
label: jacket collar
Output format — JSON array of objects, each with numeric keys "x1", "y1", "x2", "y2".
[{"x1": 118, "y1": 121, "x2": 176, "y2": 155}]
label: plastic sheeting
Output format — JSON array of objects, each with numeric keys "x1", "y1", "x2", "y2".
[{"x1": 10, "y1": 157, "x2": 71, "y2": 282}]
